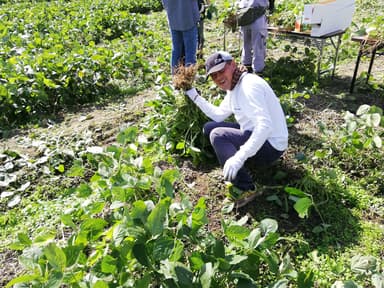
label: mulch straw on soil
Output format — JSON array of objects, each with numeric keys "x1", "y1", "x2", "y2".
[{"x1": 172, "y1": 64, "x2": 198, "y2": 91}]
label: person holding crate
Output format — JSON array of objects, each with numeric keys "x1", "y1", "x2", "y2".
[{"x1": 237, "y1": 0, "x2": 270, "y2": 74}]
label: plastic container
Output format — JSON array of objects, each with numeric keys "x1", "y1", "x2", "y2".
[{"x1": 294, "y1": 15, "x2": 302, "y2": 32}]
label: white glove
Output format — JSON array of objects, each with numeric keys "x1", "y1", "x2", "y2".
[
  {"x1": 223, "y1": 155, "x2": 244, "y2": 181},
  {"x1": 185, "y1": 87, "x2": 199, "y2": 102}
]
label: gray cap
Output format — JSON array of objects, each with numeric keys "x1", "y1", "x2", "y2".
[{"x1": 205, "y1": 51, "x2": 233, "y2": 76}]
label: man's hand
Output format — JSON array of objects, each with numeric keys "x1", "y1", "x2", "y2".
[
  {"x1": 223, "y1": 155, "x2": 244, "y2": 181},
  {"x1": 185, "y1": 87, "x2": 199, "y2": 102}
]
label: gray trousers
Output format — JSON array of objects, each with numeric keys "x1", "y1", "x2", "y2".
[
  {"x1": 240, "y1": 15, "x2": 268, "y2": 73},
  {"x1": 203, "y1": 121, "x2": 284, "y2": 191}
]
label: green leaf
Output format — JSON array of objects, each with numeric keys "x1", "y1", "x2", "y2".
[
  {"x1": 34, "y1": 230, "x2": 56, "y2": 245},
  {"x1": 297, "y1": 270, "x2": 315, "y2": 288},
  {"x1": 229, "y1": 271, "x2": 256, "y2": 287},
  {"x1": 213, "y1": 239, "x2": 225, "y2": 258},
  {"x1": 67, "y1": 160, "x2": 84, "y2": 177},
  {"x1": 225, "y1": 225, "x2": 250, "y2": 240},
  {"x1": 262, "y1": 232, "x2": 280, "y2": 249},
  {"x1": 63, "y1": 245, "x2": 83, "y2": 267},
  {"x1": 351, "y1": 255, "x2": 377, "y2": 274},
  {"x1": 80, "y1": 218, "x2": 108, "y2": 241},
  {"x1": 46, "y1": 271, "x2": 63, "y2": 288},
  {"x1": 5, "y1": 274, "x2": 41, "y2": 288},
  {"x1": 76, "y1": 183, "x2": 93, "y2": 198},
  {"x1": 175, "y1": 263, "x2": 194, "y2": 287},
  {"x1": 17, "y1": 233, "x2": 32, "y2": 246},
  {"x1": 56, "y1": 164, "x2": 65, "y2": 173},
  {"x1": 94, "y1": 280, "x2": 109, "y2": 288},
  {"x1": 228, "y1": 254, "x2": 248, "y2": 265},
  {"x1": 260, "y1": 218, "x2": 278, "y2": 235},
  {"x1": 369, "y1": 113, "x2": 381, "y2": 127},
  {"x1": 43, "y1": 77, "x2": 58, "y2": 88},
  {"x1": 191, "y1": 198, "x2": 208, "y2": 234},
  {"x1": 247, "y1": 228, "x2": 262, "y2": 249},
  {"x1": 356, "y1": 104, "x2": 371, "y2": 116},
  {"x1": 127, "y1": 226, "x2": 147, "y2": 243},
  {"x1": 146, "y1": 198, "x2": 170, "y2": 236},
  {"x1": 132, "y1": 243, "x2": 150, "y2": 267},
  {"x1": 293, "y1": 197, "x2": 313, "y2": 218},
  {"x1": 372, "y1": 273, "x2": 384, "y2": 288},
  {"x1": 373, "y1": 135, "x2": 382, "y2": 148},
  {"x1": 170, "y1": 239, "x2": 184, "y2": 261},
  {"x1": 221, "y1": 201, "x2": 235, "y2": 213},
  {"x1": 43, "y1": 243, "x2": 67, "y2": 271},
  {"x1": 131, "y1": 200, "x2": 150, "y2": 223},
  {"x1": 200, "y1": 262, "x2": 214, "y2": 288},
  {"x1": 159, "y1": 169, "x2": 180, "y2": 198},
  {"x1": 190, "y1": 252, "x2": 205, "y2": 271},
  {"x1": 101, "y1": 255, "x2": 117, "y2": 274},
  {"x1": 60, "y1": 214, "x2": 77, "y2": 229},
  {"x1": 285, "y1": 186, "x2": 307, "y2": 197},
  {"x1": 135, "y1": 273, "x2": 152, "y2": 288},
  {"x1": 162, "y1": 85, "x2": 175, "y2": 97},
  {"x1": 152, "y1": 236, "x2": 174, "y2": 261},
  {"x1": 264, "y1": 250, "x2": 280, "y2": 274},
  {"x1": 331, "y1": 280, "x2": 359, "y2": 288},
  {"x1": 176, "y1": 141, "x2": 185, "y2": 150},
  {"x1": 270, "y1": 279, "x2": 289, "y2": 288},
  {"x1": 279, "y1": 254, "x2": 294, "y2": 275},
  {"x1": 117, "y1": 126, "x2": 138, "y2": 145}
]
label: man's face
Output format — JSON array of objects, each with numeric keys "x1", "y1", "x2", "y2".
[{"x1": 210, "y1": 61, "x2": 235, "y2": 91}]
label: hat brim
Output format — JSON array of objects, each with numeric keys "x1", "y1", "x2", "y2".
[{"x1": 206, "y1": 62, "x2": 227, "y2": 77}]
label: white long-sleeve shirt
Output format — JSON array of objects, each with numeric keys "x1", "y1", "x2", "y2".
[{"x1": 193, "y1": 73, "x2": 288, "y2": 163}]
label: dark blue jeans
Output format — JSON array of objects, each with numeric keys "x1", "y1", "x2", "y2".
[
  {"x1": 203, "y1": 121, "x2": 284, "y2": 191},
  {"x1": 170, "y1": 26, "x2": 198, "y2": 73}
]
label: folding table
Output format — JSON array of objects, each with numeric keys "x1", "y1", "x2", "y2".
[
  {"x1": 349, "y1": 35, "x2": 384, "y2": 93},
  {"x1": 267, "y1": 27, "x2": 346, "y2": 80}
]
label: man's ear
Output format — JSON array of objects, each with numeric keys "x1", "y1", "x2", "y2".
[{"x1": 229, "y1": 60, "x2": 237, "y2": 71}]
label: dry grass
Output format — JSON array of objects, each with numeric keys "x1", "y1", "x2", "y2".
[{"x1": 172, "y1": 64, "x2": 198, "y2": 90}]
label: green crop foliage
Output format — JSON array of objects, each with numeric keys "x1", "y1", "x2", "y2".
[
  {"x1": 0, "y1": 0, "x2": 155, "y2": 128},
  {"x1": 1, "y1": 0, "x2": 384, "y2": 287}
]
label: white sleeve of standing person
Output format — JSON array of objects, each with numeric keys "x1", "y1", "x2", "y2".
[{"x1": 186, "y1": 87, "x2": 232, "y2": 122}]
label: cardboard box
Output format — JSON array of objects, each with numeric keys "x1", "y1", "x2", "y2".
[{"x1": 302, "y1": 0, "x2": 355, "y2": 37}]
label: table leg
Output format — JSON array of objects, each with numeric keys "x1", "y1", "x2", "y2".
[
  {"x1": 332, "y1": 34, "x2": 342, "y2": 79},
  {"x1": 317, "y1": 39, "x2": 325, "y2": 80},
  {"x1": 366, "y1": 47, "x2": 377, "y2": 83},
  {"x1": 350, "y1": 44, "x2": 364, "y2": 93}
]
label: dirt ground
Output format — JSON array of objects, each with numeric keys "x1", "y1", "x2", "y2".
[{"x1": 1, "y1": 40, "x2": 383, "y2": 286}]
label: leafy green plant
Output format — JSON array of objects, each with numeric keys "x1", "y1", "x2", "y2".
[
  {"x1": 313, "y1": 104, "x2": 384, "y2": 191},
  {"x1": 7, "y1": 195, "x2": 298, "y2": 287},
  {"x1": 268, "y1": 0, "x2": 312, "y2": 29},
  {"x1": 4, "y1": 126, "x2": 302, "y2": 287},
  {"x1": 2, "y1": 0, "x2": 384, "y2": 287},
  {"x1": 342, "y1": 104, "x2": 383, "y2": 150},
  {"x1": 144, "y1": 85, "x2": 214, "y2": 164},
  {"x1": 0, "y1": 0, "x2": 154, "y2": 128},
  {"x1": 351, "y1": 0, "x2": 384, "y2": 40},
  {"x1": 332, "y1": 255, "x2": 384, "y2": 287}
]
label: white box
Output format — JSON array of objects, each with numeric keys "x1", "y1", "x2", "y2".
[{"x1": 302, "y1": 0, "x2": 355, "y2": 37}]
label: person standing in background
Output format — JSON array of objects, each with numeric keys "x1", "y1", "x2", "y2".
[
  {"x1": 197, "y1": 0, "x2": 210, "y2": 59},
  {"x1": 237, "y1": 0, "x2": 269, "y2": 74},
  {"x1": 162, "y1": 0, "x2": 200, "y2": 74}
]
